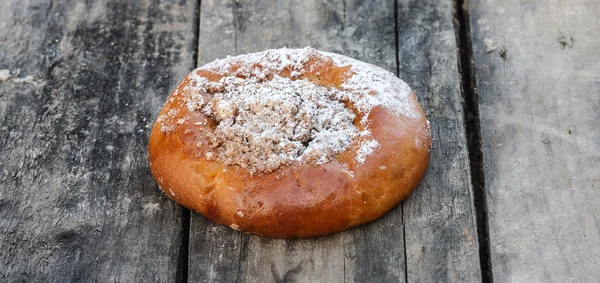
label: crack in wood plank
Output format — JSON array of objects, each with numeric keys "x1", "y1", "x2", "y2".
[
  {"x1": 469, "y1": 0, "x2": 600, "y2": 281},
  {"x1": 452, "y1": 0, "x2": 493, "y2": 281}
]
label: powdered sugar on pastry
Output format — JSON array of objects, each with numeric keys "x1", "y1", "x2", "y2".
[
  {"x1": 325, "y1": 51, "x2": 418, "y2": 121},
  {"x1": 161, "y1": 47, "x2": 420, "y2": 174},
  {"x1": 198, "y1": 75, "x2": 358, "y2": 174},
  {"x1": 355, "y1": 139, "x2": 381, "y2": 164}
]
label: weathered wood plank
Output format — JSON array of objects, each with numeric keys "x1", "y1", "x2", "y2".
[
  {"x1": 191, "y1": 0, "x2": 405, "y2": 282},
  {"x1": 0, "y1": 0, "x2": 196, "y2": 281},
  {"x1": 191, "y1": 0, "x2": 481, "y2": 282},
  {"x1": 397, "y1": 0, "x2": 482, "y2": 281},
  {"x1": 469, "y1": 0, "x2": 600, "y2": 281}
]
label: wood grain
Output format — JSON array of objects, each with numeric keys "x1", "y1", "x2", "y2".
[
  {"x1": 469, "y1": 0, "x2": 600, "y2": 281},
  {"x1": 191, "y1": 0, "x2": 480, "y2": 282},
  {"x1": 398, "y1": 0, "x2": 482, "y2": 281},
  {"x1": 0, "y1": 0, "x2": 196, "y2": 281}
]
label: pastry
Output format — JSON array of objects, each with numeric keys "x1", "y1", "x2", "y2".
[{"x1": 148, "y1": 47, "x2": 431, "y2": 238}]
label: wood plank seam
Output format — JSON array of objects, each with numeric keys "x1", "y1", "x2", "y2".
[
  {"x1": 235, "y1": 233, "x2": 245, "y2": 283},
  {"x1": 393, "y1": 2, "x2": 410, "y2": 283},
  {"x1": 178, "y1": 1, "x2": 202, "y2": 282},
  {"x1": 394, "y1": 0, "x2": 401, "y2": 77},
  {"x1": 178, "y1": 208, "x2": 191, "y2": 282},
  {"x1": 194, "y1": 0, "x2": 202, "y2": 69},
  {"x1": 452, "y1": 0, "x2": 493, "y2": 282}
]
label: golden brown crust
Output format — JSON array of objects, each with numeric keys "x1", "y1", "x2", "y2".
[{"x1": 148, "y1": 50, "x2": 431, "y2": 238}]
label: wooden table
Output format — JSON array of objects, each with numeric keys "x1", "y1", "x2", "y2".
[{"x1": 1, "y1": 0, "x2": 598, "y2": 282}]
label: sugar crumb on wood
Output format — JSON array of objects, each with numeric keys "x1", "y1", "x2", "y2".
[
  {"x1": 0, "y1": 69, "x2": 11, "y2": 82},
  {"x1": 484, "y1": 38, "x2": 498, "y2": 53}
]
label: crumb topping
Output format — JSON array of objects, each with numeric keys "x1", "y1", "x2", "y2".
[
  {"x1": 194, "y1": 75, "x2": 358, "y2": 174},
  {"x1": 159, "y1": 47, "x2": 418, "y2": 174}
]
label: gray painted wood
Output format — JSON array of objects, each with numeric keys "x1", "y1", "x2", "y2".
[
  {"x1": 469, "y1": 0, "x2": 600, "y2": 281},
  {"x1": 191, "y1": 0, "x2": 480, "y2": 282},
  {"x1": 398, "y1": 0, "x2": 482, "y2": 282},
  {"x1": 0, "y1": 0, "x2": 196, "y2": 281}
]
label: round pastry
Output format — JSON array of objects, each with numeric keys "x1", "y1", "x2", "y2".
[{"x1": 148, "y1": 47, "x2": 431, "y2": 238}]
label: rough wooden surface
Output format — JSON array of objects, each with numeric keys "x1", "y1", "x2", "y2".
[
  {"x1": 469, "y1": 0, "x2": 600, "y2": 281},
  {"x1": 10, "y1": 0, "x2": 598, "y2": 281},
  {"x1": 0, "y1": 0, "x2": 196, "y2": 281},
  {"x1": 190, "y1": 0, "x2": 480, "y2": 282},
  {"x1": 397, "y1": 0, "x2": 481, "y2": 281}
]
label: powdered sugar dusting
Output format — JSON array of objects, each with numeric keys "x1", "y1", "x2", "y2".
[
  {"x1": 197, "y1": 74, "x2": 358, "y2": 175},
  {"x1": 323, "y1": 51, "x2": 418, "y2": 121},
  {"x1": 161, "y1": 47, "x2": 420, "y2": 174},
  {"x1": 157, "y1": 109, "x2": 179, "y2": 134},
  {"x1": 200, "y1": 48, "x2": 311, "y2": 76},
  {"x1": 356, "y1": 139, "x2": 381, "y2": 164}
]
